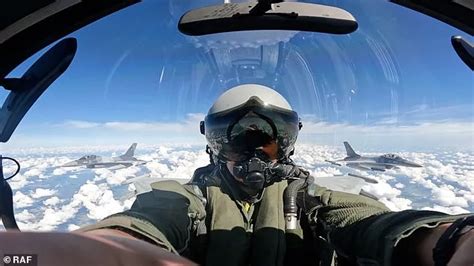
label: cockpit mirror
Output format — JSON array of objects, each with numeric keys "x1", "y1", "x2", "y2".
[
  {"x1": 178, "y1": 1, "x2": 358, "y2": 36},
  {"x1": 0, "y1": 38, "x2": 77, "y2": 142},
  {"x1": 451, "y1": 36, "x2": 474, "y2": 70}
]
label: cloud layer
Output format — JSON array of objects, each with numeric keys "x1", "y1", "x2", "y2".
[{"x1": 2, "y1": 143, "x2": 472, "y2": 232}]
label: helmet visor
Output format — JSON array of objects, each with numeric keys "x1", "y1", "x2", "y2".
[{"x1": 205, "y1": 99, "x2": 299, "y2": 162}]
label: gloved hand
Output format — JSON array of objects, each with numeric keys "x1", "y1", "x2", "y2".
[
  {"x1": 295, "y1": 180, "x2": 323, "y2": 217},
  {"x1": 269, "y1": 163, "x2": 320, "y2": 230},
  {"x1": 268, "y1": 162, "x2": 310, "y2": 181},
  {"x1": 266, "y1": 163, "x2": 324, "y2": 224},
  {"x1": 266, "y1": 163, "x2": 321, "y2": 214}
]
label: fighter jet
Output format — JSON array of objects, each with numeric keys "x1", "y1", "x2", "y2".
[
  {"x1": 326, "y1": 142, "x2": 422, "y2": 172},
  {"x1": 61, "y1": 143, "x2": 146, "y2": 170}
]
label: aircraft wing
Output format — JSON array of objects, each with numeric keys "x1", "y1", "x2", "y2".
[
  {"x1": 327, "y1": 159, "x2": 391, "y2": 172},
  {"x1": 107, "y1": 164, "x2": 130, "y2": 170},
  {"x1": 130, "y1": 175, "x2": 158, "y2": 195},
  {"x1": 361, "y1": 162, "x2": 400, "y2": 170},
  {"x1": 373, "y1": 163, "x2": 399, "y2": 170},
  {"x1": 90, "y1": 162, "x2": 133, "y2": 168},
  {"x1": 121, "y1": 173, "x2": 377, "y2": 200},
  {"x1": 313, "y1": 175, "x2": 366, "y2": 194},
  {"x1": 120, "y1": 191, "x2": 137, "y2": 201},
  {"x1": 123, "y1": 174, "x2": 190, "y2": 197},
  {"x1": 121, "y1": 174, "x2": 159, "y2": 197},
  {"x1": 325, "y1": 159, "x2": 342, "y2": 166},
  {"x1": 346, "y1": 163, "x2": 376, "y2": 171},
  {"x1": 346, "y1": 162, "x2": 389, "y2": 172},
  {"x1": 347, "y1": 173, "x2": 378, "y2": 184},
  {"x1": 359, "y1": 189, "x2": 379, "y2": 200}
]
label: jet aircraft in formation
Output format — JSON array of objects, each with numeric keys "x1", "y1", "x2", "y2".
[
  {"x1": 61, "y1": 143, "x2": 146, "y2": 170},
  {"x1": 326, "y1": 142, "x2": 422, "y2": 172}
]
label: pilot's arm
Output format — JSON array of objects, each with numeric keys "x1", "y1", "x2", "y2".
[
  {"x1": 77, "y1": 180, "x2": 206, "y2": 255},
  {"x1": 304, "y1": 184, "x2": 473, "y2": 265},
  {"x1": 0, "y1": 180, "x2": 199, "y2": 266},
  {"x1": 5, "y1": 179, "x2": 202, "y2": 265}
]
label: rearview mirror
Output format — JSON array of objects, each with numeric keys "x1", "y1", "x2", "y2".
[
  {"x1": 178, "y1": 2, "x2": 358, "y2": 36},
  {"x1": 0, "y1": 38, "x2": 77, "y2": 142}
]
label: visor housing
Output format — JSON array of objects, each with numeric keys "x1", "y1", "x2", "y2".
[{"x1": 204, "y1": 97, "x2": 300, "y2": 162}]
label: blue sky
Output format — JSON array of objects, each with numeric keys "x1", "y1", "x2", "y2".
[{"x1": 1, "y1": 0, "x2": 472, "y2": 151}]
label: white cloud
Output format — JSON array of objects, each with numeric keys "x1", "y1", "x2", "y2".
[
  {"x1": 3, "y1": 164, "x2": 20, "y2": 177},
  {"x1": 123, "y1": 198, "x2": 135, "y2": 209},
  {"x1": 395, "y1": 152, "x2": 474, "y2": 211},
  {"x1": 143, "y1": 147, "x2": 209, "y2": 180},
  {"x1": 298, "y1": 120, "x2": 473, "y2": 151},
  {"x1": 13, "y1": 112, "x2": 470, "y2": 151},
  {"x1": 93, "y1": 166, "x2": 141, "y2": 185},
  {"x1": 301, "y1": 121, "x2": 472, "y2": 136},
  {"x1": 36, "y1": 207, "x2": 76, "y2": 231},
  {"x1": 60, "y1": 113, "x2": 205, "y2": 134},
  {"x1": 63, "y1": 120, "x2": 100, "y2": 129},
  {"x1": 13, "y1": 191, "x2": 34, "y2": 208},
  {"x1": 16, "y1": 158, "x2": 52, "y2": 180},
  {"x1": 9, "y1": 174, "x2": 30, "y2": 190},
  {"x1": 363, "y1": 181, "x2": 401, "y2": 199},
  {"x1": 421, "y1": 205, "x2": 470, "y2": 215},
  {"x1": 25, "y1": 182, "x2": 126, "y2": 231},
  {"x1": 145, "y1": 162, "x2": 170, "y2": 178},
  {"x1": 73, "y1": 183, "x2": 126, "y2": 220},
  {"x1": 311, "y1": 167, "x2": 343, "y2": 177},
  {"x1": 15, "y1": 210, "x2": 35, "y2": 222},
  {"x1": 379, "y1": 197, "x2": 412, "y2": 211},
  {"x1": 459, "y1": 190, "x2": 474, "y2": 203},
  {"x1": 395, "y1": 183, "x2": 404, "y2": 189},
  {"x1": 52, "y1": 168, "x2": 69, "y2": 176},
  {"x1": 431, "y1": 186, "x2": 469, "y2": 208},
  {"x1": 31, "y1": 188, "x2": 57, "y2": 199},
  {"x1": 23, "y1": 168, "x2": 43, "y2": 178},
  {"x1": 11, "y1": 172, "x2": 130, "y2": 230},
  {"x1": 44, "y1": 196, "x2": 61, "y2": 206},
  {"x1": 67, "y1": 224, "x2": 80, "y2": 231}
]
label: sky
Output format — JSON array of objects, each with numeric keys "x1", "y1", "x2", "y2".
[{"x1": 0, "y1": 0, "x2": 472, "y2": 151}]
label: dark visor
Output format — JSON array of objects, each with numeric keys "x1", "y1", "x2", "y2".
[{"x1": 205, "y1": 98, "x2": 299, "y2": 162}]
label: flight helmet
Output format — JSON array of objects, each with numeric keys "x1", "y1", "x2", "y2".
[{"x1": 201, "y1": 84, "x2": 302, "y2": 164}]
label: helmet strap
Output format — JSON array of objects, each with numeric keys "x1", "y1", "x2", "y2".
[{"x1": 206, "y1": 145, "x2": 219, "y2": 165}]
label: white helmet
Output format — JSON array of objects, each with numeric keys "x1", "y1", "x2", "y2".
[{"x1": 201, "y1": 84, "x2": 301, "y2": 162}]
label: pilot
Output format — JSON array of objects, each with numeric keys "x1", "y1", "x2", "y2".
[{"x1": 3, "y1": 84, "x2": 473, "y2": 266}]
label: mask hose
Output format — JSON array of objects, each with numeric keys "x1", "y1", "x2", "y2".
[{"x1": 279, "y1": 165, "x2": 313, "y2": 230}]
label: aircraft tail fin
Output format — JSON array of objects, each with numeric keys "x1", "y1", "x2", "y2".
[
  {"x1": 343, "y1": 141, "x2": 359, "y2": 158},
  {"x1": 123, "y1": 143, "x2": 137, "y2": 158}
]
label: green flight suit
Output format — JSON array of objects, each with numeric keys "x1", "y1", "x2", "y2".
[{"x1": 78, "y1": 164, "x2": 470, "y2": 265}]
